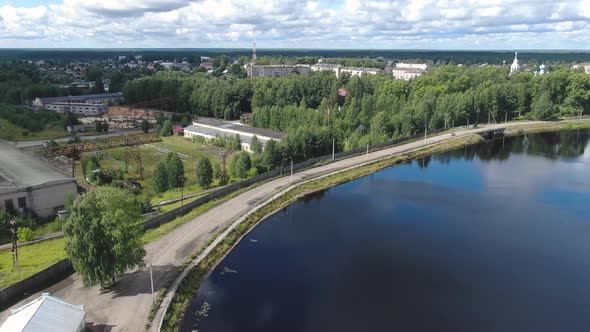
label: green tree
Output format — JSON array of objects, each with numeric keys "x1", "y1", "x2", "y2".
[
  {"x1": 18, "y1": 227, "x2": 34, "y2": 243},
  {"x1": 231, "y1": 133, "x2": 241, "y2": 150},
  {"x1": 152, "y1": 161, "x2": 169, "y2": 193},
  {"x1": 140, "y1": 118, "x2": 150, "y2": 133},
  {"x1": 166, "y1": 152, "x2": 185, "y2": 189},
  {"x1": 160, "y1": 119, "x2": 172, "y2": 137},
  {"x1": 63, "y1": 187, "x2": 145, "y2": 287},
  {"x1": 531, "y1": 92, "x2": 557, "y2": 120},
  {"x1": 230, "y1": 151, "x2": 252, "y2": 178},
  {"x1": 95, "y1": 121, "x2": 103, "y2": 133},
  {"x1": 250, "y1": 135, "x2": 263, "y2": 154},
  {"x1": 196, "y1": 157, "x2": 213, "y2": 188},
  {"x1": 259, "y1": 139, "x2": 281, "y2": 171}
]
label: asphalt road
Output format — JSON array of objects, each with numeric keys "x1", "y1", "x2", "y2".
[{"x1": 0, "y1": 121, "x2": 581, "y2": 331}]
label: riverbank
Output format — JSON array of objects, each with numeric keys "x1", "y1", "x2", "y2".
[
  {"x1": 159, "y1": 119, "x2": 590, "y2": 331},
  {"x1": 159, "y1": 133, "x2": 485, "y2": 331}
]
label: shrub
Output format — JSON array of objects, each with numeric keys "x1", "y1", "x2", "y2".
[{"x1": 18, "y1": 227, "x2": 35, "y2": 243}]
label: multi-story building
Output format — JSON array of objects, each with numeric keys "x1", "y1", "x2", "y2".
[
  {"x1": 245, "y1": 64, "x2": 311, "y2": 77},
  {"x1": 44, "y1": 102, "x2": 106, "y2": 116},
  {"x1": 392, "y1": 62, "x2": 429, "y2": 80},
  {"x1": 572, "y1": 63, "x2": 590, "y2": 74},
  {"x1": 310, "y1": 63, "x2": 382, "y2": 77},
  {"x1": 33, "y1": 92, "x2": 123, "y2": 109}
]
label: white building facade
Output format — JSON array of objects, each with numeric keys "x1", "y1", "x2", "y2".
[
  {"x1": 510, "y1": 52, "x2": 521, "y2": 75},
  {"x1": 392, "y1": 62, "x2": 429, "y2": 80}
]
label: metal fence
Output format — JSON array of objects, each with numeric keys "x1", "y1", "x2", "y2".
[{"x1": 0, "y1": 259, "x2": 73, "y2": 310}]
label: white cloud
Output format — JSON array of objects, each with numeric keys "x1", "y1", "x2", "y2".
[{"x1": 0, "y1": 0, "x2": 589, "y2": 48}]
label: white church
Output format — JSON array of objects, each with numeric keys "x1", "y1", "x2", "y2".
[{"x1": 509, "y1": 51, "x2": 547, "y2": 76}]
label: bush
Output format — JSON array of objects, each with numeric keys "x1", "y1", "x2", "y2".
[{"x1": 18, "y1": 227, "x2": 35, "y2": 243}]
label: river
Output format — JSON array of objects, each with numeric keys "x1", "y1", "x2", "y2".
[{"x1": 180, "y1": 130, "x2": 590, "y2": 332}]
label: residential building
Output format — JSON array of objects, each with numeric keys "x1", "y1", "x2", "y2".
[
  {"x1": 0, "y1": 293, "x2": 85, "y2": 332},
  {"x1": 310, "y1": 63, "x2": 382, "y2": 77},
  {"x1": 572, "y1": 63, "x2": 590, "y2": 74},
  {"x1": 392, "y1": 62, "x2": 429, "y2": 80},
  {"x1": 0, "y1": 141, "x2": 77, "y2": 218},
  {"x1": 245, "y1": 64, "x2": 311, "y2": 77},
  {"x1": 184, "y1": 117, "x2": 284, "y2": 152}
]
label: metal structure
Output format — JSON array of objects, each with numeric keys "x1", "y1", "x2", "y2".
[
  {"x1": 9, "y1": 219, "x2": 19, "y2": 272},
  {"x1": 48, "y1": 134, "x2": 160, "y2": 178}
]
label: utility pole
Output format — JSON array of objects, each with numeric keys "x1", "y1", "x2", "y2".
[
  {"x1": 366, "y1": 144, "x2": 369, "y2": 159},
  {"x1": 290, "y1": 157, "x2": 293, "y2": 183},
  {"x1": 424, "y1": 125, "x2": 428, "y2": 140},
  {"x1": 332, "y1": 138, "x2": 335, "y2": 161},
  {"x1": 149, "y1": 263, "x2": 154, "y2": 303},
  {"x1": 9, "y1": 220, "x2": 18, "y2": 272}
]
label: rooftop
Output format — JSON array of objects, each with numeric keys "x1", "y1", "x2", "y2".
[
  {"x1": 0, "y1": 141, "x2": 72, "y2": 189},
  {"x1": 0, "y1": 293, "x2": 85, "y2": 332},
  {"x1": 193, "y1": 117, "x2": 284, "y2": 140},
  {"x1": 37, "y1": 92, "x2": 123, "y2": 104}
]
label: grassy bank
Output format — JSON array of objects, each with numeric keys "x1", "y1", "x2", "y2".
[
  {"x1": 0, "y1": 119, "x2": 68, "y2": 141},
  {"x1": 0, "y1": 238, "x2": 66, "y2": 289},
  {"x1": 159, "y1": 133, "x2": 484, "y2": 331},
  {"x1": 503, "y1": 120, "x2": 590, "y2": 136}
]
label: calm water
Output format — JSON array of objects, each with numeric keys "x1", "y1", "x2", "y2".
[{"x1": 181, "y1": 130, "x2": 590, "y2": 332}]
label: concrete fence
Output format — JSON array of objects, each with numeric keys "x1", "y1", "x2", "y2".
[
  {"x1": 1, "y1": 128, "x2": 445, "y2": 309},
  {"x1": 0, "y1": 259, "x2": 73, "y2": 310}
]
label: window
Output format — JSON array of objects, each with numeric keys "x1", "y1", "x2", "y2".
[
  {"x1": 4, "y1": 199, "x2": 14, "y2": 212},
  {"x1": 18, "y1": 197, "x2": 27, "y2": 209}
]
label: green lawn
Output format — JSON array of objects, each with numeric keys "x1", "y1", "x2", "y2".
[
  {"x1": 0, "y1": 238, "x2": 67, "y2": 289},
  {"x1": 0, "y1": 119, "x2": 69, "y2": 141},
  {"x1": 77, "y1": 136, "x2": 233, "y2": 204}
]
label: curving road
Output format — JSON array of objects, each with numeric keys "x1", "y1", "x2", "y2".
[{"x1": 0, "y1": 121, "x2": 585, "y2": 331}]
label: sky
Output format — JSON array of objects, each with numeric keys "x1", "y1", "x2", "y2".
[{"x1": 0, "y1": 0, "x2": 589, "y2": 49}]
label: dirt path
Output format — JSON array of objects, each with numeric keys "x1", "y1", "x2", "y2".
[{"x1": 1, "y1": 121, "x2": 585, "y2": 331}]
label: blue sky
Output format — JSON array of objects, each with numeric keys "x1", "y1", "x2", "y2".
[{"x1": 0, "y1": 0, "x2": 589, "y2": 49}]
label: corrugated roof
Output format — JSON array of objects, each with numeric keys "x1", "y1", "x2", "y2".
[
  {"x1": 0, "y1": 294, "x2": 85, "y2": 332},
  {"x1": 38, "y1": 92, "x2": 123, "y2": 104},
  {"x1": 194, "y1": 118, "x2": 284, "y2": 139}
]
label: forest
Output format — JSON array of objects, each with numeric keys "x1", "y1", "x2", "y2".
[{"x1": 123, "y1": 63, "x2": 590, "y2": 163}]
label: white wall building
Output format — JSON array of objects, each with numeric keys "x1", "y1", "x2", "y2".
[
  {"x1": 572, "y1": 63, "x2": 590, "y2": 74},
  {"x1": 310, "y1": 63, "x2": 382, "y2": 78},
  {"x1": 392, "y1": 62, "x2": 429, "y2": 80},
  {"x1": 0, "y1": 293, "x2": 85, "y2": 332},
  {"x1": 510, "y1": 52, "x2": 521, "y2": 75},
  {"x1": 184, "y1": 118, "x2": 284, "y2": 153},
  {"x1": 0, "y1": 141, "x2": 77, "y2": 218},
  {"x1": 45, "y1": 102, "x2": 106, "y2": 116},
  {"x1": 245, "y1": 64, "x2": 311, "y2": 77}
]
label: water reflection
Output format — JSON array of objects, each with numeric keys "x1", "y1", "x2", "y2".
[{"x1": 180, "y1": 130, "x2": 590, "y2": 332}]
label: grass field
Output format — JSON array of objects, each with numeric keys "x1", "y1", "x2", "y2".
[
  {"x1": 76, "y1": 136, "x2": 233, "y2": 204},
  {"x1": 0, "y1": 238, "x2": 67, "y2": 289},
  {"x1": 0, "y1": 119, "x2": 69, "y2": 141}
]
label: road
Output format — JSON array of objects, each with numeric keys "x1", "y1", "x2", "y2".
[
  {"x1": 3, "y1": 129, "x2": 144, "y2": 148},
  {"x1": 0, "y1": 121, "x2": 584, "y2": 331}
]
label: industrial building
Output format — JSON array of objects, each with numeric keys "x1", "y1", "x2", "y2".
[
  {"x1": 44, "y1": 102, "x2": 106, "y2": 116},
  {"x1": 184, "y1": 118, "x2": 284, "y2": 152},
  {"x1": 32, "y1": 92, "x2": 124, "y2": 110},
  {"x1": 0, "y1": 293, "x2": 85, "y2": 332},
  {"x1": 0, "y1": 141, "x2": 77, "y2": 218}
]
